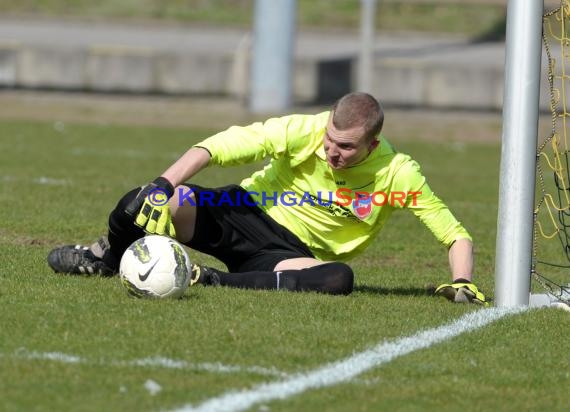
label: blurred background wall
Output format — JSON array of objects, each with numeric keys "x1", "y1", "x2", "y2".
[{"x1": 0, "y1": 0, "x2": 561, "y2": 111}]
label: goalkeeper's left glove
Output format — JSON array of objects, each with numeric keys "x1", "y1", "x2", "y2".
[
  {"x1": 125, "y1": 177, "x2": 176, "y2": 238},
  {"x1": 434, "y1": 278, "x2": 489, "y2": 306}
]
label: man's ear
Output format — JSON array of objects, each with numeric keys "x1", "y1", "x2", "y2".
[{"x1": 368, "y1": 139, "x2": 380, "y2": 152}]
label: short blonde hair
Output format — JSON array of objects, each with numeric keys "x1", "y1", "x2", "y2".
[{"x1": 331, "y1": 92, "x2": 384, "y2": 141}]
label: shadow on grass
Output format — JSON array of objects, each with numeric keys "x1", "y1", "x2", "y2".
[{"x1": 354, "y1": 284, "x2": 432, "y2": 297}]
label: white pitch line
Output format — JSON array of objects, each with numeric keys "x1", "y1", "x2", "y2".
[
  {"x1": 16, "y1": 349, "x2": 82, "y2": 363},
  {"x1": 1, "y1": 175, "x2": 70, "y2": 186},
  {"x1": 6, "y1": 349, "x2": 288, "y2": 378},
  {"x1": 126, "y1": 357, "x2": 289, "y2": 378},
  {"x1": 172, "y1": 306, "x2": 527, "y2": 412}
]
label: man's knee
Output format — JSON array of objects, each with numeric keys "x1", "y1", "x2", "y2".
[
  {"x1": 108, "y1": 187, "x2": 140, "y2": 231},
  {"x1": 287, "y1": 262, "x2": 354, "y2": 295},
  {"x1": 323, "y1": 262, "x2": 354, "y2": 295}
]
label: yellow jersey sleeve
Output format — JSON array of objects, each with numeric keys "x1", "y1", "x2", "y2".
[
  {"x1": 194, "y1": 112, "x2": 329, "y2": 167},
  {"x1": 390, "y1": 159, "x2": 472, "y2": 247}
]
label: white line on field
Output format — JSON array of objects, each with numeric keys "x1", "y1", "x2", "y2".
[
  {"x1": 127, "y1": 357, "x2": 289, "y2": 378},
  {"x1": 1, "y1": 175, "x2": 70, "y2": 185},
  {"x1": 171, "y1": 306, "x2": 528, "y2": 412},
  {"x1": 5, "y1": 349, "x2": 288, "y2": 378}
]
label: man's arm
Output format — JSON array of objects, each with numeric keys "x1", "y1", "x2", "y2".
[
  {"x1": 389, "y1": 160, "x2": 487, "y2": 304},
  {"x1": 448, "y1": 238, "x2": 473, "y2": 282},
  {"x1": 124, "y1": 147, "x2": 211, "y2": 237},
  {"x1": 161, "y1": 147, "x2": 211, "y2": 187},
  {"x1": 438, "y1": 237, "x2": 487, "y2": 305}
]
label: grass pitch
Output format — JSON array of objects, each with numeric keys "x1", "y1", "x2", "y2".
[{"x1": 0, "y1": 116, "x2": 569, "y2": 411}]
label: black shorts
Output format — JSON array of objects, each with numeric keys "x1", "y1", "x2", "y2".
[{"x1": 182, "y1": 184, "x2": 314, "y2": 272}]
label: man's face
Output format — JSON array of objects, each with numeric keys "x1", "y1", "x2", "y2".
[{"x1": 323, "y1": 114, "x2": 378, "y2": 169}]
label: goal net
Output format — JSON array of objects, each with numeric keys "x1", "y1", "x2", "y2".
[{"x1": 533, "y1": 0, "x2": 570, "y2": 304}]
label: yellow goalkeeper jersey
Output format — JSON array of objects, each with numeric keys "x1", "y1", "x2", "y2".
[{"x1": 194, "y1": 111, "x2": 471, "y2": 261}]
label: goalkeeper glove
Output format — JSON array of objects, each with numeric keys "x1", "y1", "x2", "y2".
[
  {"x1": 125, "y1": 177, "x2": 176, "y2": 238},
  {"x1": 434, "y1": 278, "x2": 489, "y2": 306}
]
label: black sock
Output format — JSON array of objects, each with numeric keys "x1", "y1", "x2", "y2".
[{"x1": 216, "y1": 262, "x2": 354, "y2": 295}]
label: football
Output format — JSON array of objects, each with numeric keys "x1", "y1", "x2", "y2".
[{"x1": 119, "y1": 235, "x2": 192, "y2": 299}]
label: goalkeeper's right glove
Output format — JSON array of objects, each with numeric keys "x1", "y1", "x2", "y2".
[
  {"x1": 434, "y1": 278, "x2": 489, "y2": 306},
  {"x1": 125, "y1": 177, "x2": 176, "y2": 238}
]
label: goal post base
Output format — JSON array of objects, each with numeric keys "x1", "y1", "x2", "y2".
[{"x1": 529, "y1": 293, "x2": 570, "y2": 311}]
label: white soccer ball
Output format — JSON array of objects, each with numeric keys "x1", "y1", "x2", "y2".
[{"x1": 119, "y1": 235, "x2": 192, "y2": 299}]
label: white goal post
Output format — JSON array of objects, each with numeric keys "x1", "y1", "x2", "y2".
[{"x1": 494, "y1": 0, "x2": 544, "y2": 307}]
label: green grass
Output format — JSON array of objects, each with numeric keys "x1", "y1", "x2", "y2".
[
  {"x1": 0, "y1": 119, "x2": 568, "y2": 411},
  {"x1": 0, "y1": 0, "x2": 507, "y2": 37}
]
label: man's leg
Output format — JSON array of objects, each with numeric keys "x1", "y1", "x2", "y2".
[
  {"x1": 276, "y1": 257, "x2": 354, "y2": 294},
  {"x1": 47, "y1": 188, "x2": 144, "y2": 275},
  {"x1": 176, "y1": 187, "x2": 354, "y2": 295},
  {"x1": 47, "y1": 185, "x2": 199, "y2": 276},
  {"x1": 199, "y1": 258, "x2": 354, "y2": 295}
]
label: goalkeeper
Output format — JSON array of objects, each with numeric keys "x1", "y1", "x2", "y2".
[{"x1": 47, "y1": 92, "x2": 487, "y2": 304}]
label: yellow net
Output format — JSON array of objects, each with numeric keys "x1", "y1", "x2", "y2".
[{"x1": 534, "y1": 0, "x2": 570, "y2": 302}]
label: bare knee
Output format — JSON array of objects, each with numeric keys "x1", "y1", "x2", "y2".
[
  {"x1": 170, "y1": 186, "x2": 197, "y2": 243},
  {"x1": 274, "y1": 257, "x2": 326, "y2": 271}
]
